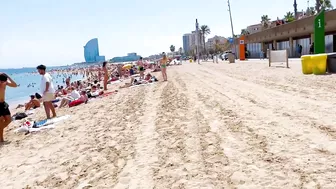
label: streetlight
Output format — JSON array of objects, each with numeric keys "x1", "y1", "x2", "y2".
[{"x1": 227, "y1": 0, "x2": 237, "y2": 59}]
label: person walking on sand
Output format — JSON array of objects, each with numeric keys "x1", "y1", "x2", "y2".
[
  {"x1": 102, "y1": 61, "x2": 109, "y2": 91},
  {"x1": 160, "y1": 52, "x2": 168, "y2": 81},
  {"x1": 37, "y1": 65, "x2": 56, "y2": 119},
  {"x1": 137, "y1": 57, "x2": 145, "y2": 79},
  {"x1": 0, "y1": 73, "x2": 17, "y2": 142}
]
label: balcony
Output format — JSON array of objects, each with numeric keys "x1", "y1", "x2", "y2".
[{"x1": 242, "y1": 9, "x2": 336, "y2": 43}]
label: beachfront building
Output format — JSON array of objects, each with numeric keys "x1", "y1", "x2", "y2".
[
  {"x1": 205, "y1": 36, "x2": 228, "y2": 50},
  {"x1": 182, "y1": 31, "x2": 200, "y2": 55},
  {"x1": 110, "y1": 53, "x2": 141, "y2": 63},
  {"x1": 183, "y1": 34, "x2": 192, "y2": 55},
  {"x1": 83, "y1": 38, "x2": 105, "y2": 63},
  {"x1": 235, "y1": 9, "x2": 336, "y2": 59},
  {"x1": 246, "y1": 24, "x2": 262, "y2": 35}
]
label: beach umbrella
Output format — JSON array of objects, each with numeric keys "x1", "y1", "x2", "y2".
[{"x1": 122, "y1": 64, "x2": 132, "y2": 69}]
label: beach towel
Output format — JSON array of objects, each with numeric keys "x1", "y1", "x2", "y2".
[
  {"x1": 109, "y1": 80, "x2": 121, "y2": 85},
  {"x1": 15, "y1": 115, "x2": 70, "y2": 133},
  {"x1": 69, "y1": 99, "x2": 84, "y2": 107},
  {"x1": 25, "y1": 109, "x2": 35, "y2": 115},
  {"x1": 101, "y1": 91, "x2": 115, "y2": 97},
  {"x1": 130, "y1": 82, "x2": 156, "y2": 88}
]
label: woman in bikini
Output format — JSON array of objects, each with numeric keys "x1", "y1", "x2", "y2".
[
  {"x1": 137, "y1": 57, "x2": 145, "y2": 79},
  {"x1": 102, "y1": 61, "x2": 109, "y2": 91},
  {"x1": 160, "y1": 53, "x2": 168, "y2": 81}
]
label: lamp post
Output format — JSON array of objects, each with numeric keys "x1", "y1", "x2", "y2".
[
  {"x1": 195, "y1": 19, "x2": 200, "y2": 64},
  {"x1": 227, "y1": 0, "x2": 237, "y2": 59}
]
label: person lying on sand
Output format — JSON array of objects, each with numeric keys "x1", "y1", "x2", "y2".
[
  {"x1": 79, "y1": 91, "x2": 89, "y2": 103},
  {"x1": 119, "y1": 77, "x2": 135, "y2": 89},
  {"x1": 25, "y1": 95, "x2": 41, "y2": 110},
  {"x1": 87, "y1": 85, "x2": 104, "y2": 98},
  {"x1": 0, "y1": 73, "x2": 18, "y2": 142},
  {"x1": 68, "y1": 91, "x2": 89, "y2": 108},
  {"x1": 59, "y1": 87, "x2": 81, "y2": 108}
]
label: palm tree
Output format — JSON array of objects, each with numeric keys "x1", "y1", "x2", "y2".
[
  {"x1": 214, "y1": 39, "x2": 222, "y2": 53},
  {"x1": 200, "y1": 25, "x2": 211, "y2": 54},
  {"x1": 208, "y1": 48, "x2": 215, "y2": 55},
  {"x1": 178, "y1": 47, "x2": 183, "y2": 55},
  {"x1": 170, "y1": 45, "x2": 175, "y2": 57},
  {"x1": 261, "y1": 15, "x2": 271, "y2": 28},
  {"x1": 284, "y1": 12, "x2": 295, "y2": 22},
  {"x1": 316, "y1": 0, "x2": 333, "y2": 12},
  {"x1": 241, "y1": 29, "x2": 249, "y2": 35}
]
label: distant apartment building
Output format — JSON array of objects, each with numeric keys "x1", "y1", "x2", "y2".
[
  {"x1": 246, "y1": 24, "x2": 262, "y2": 34},
  {"x1": 205, "y1": 36, "x2": 227, "y2": 50},
  {"x1": 110, "y1": 53, "x2": 141, "y2": 63},
  {"x1": 83, "y1": 38, "x2": 105, "y2": 63},
  {"x1": 183, "y1": 34, "x2": 192, "y2": 54},
  {"x1": 182, "y1": 31, "x2": 202, "y2": 55}
]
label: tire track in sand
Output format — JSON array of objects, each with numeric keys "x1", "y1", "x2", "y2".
[
  {"x1": 185, "y1": 68, "x2": 328, "y2": 187},
  {"x1": 126, "y1": 83, "x2": 165, "y2": 189},
  {"x1": 35, "y1": 88, "x2": 146, "y2": 188},
  {"x1": 152, "y1": 80, "x2": 189, "y2": 188},
  {"x1": 173, "y1": 74, "x2": 230, "y2": 188}
]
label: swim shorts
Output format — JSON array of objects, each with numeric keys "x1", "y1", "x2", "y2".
[
  {"x1": 0, "y1": 102, "x2": 11, "y2": 117},
  {"x1": 42, "y1": 93, "x2": 55, "y2": 102},
  {"x1": 139, "y1": 66, "x2": 144, "y2": 71}
]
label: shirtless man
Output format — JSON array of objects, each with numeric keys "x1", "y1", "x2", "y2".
[
  {"x1": 25, "y1": 95, "x2": 41, "y2": 110},
  {"x1": 0, "y1": 73, "x2": 18, "y2": 142}
]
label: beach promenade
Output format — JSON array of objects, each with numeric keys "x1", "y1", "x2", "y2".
[{"x1": 1, "y1": 60, "x2": 336, "y2": 188}]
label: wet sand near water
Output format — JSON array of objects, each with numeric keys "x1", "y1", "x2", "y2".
[{"x1": 1, "y1": 60, "x2": 336, "y2": 188}]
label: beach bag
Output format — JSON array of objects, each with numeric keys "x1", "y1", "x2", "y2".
[{"x1": 13, "y1": 112, "x2": 28, "y2": 120}]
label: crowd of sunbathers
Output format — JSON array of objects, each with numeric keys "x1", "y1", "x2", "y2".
[{"x1": 16, "y1": 53, "x2": 179, "y2": 112}]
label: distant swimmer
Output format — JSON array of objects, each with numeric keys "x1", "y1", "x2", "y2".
[{"x1": 66, "y1": 77, "x2": 70, "y2": 87}]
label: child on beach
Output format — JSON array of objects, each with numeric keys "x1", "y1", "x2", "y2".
[{"x1": 0, "y1": 73, "x2": 18, "y2": 142}]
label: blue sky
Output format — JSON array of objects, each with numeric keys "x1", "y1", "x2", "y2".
[{"x1": 0, "y1": 0, "x2": 326, "y2": 68}]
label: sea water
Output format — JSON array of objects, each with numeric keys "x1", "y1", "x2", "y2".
[{"x1": 0, "y1": 67, "x2": 85, "y2": 107}]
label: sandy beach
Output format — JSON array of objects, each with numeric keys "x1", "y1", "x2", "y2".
[{"x1": 1, "y1": 60, "x2": 336, "y2": 188}]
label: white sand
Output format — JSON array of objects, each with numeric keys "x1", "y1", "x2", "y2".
[{"x1": 1, "y1": 59, "x2": 336, "y2": 188}]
